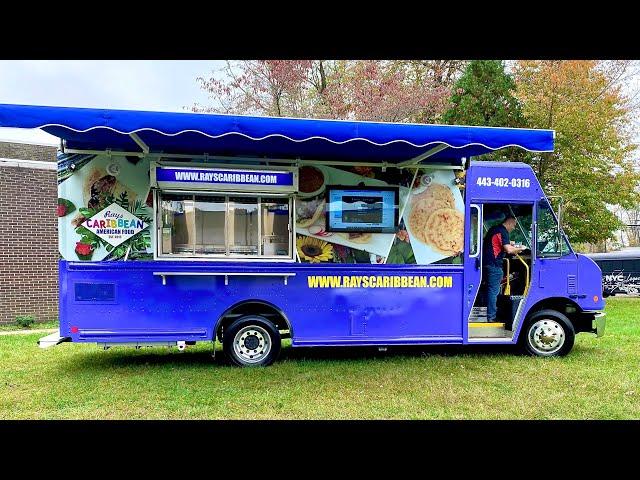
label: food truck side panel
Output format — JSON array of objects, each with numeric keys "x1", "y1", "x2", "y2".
[
  {"x1": 59, "y1": 261, "x2": 463, "y2": 345},
  {"x1": 57, "y1": 152, "x2": 471, "y2": 346},
  {"x1": 505, "y1": 253, "x2": 604, "y2": 341}
]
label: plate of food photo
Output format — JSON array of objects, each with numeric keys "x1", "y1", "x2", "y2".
[
  {"x1": 295, "y1": 165, "x2": 401, "y2": 258},
  {"x1": 297, "y1": 165, "x2": 327, "y2": 198},
  {"x1": 57, "y1": 155, "x2": 152, "y2": 262},
  {"x1": 402, "y1": 169, "x2": 465, "y2": 265}
]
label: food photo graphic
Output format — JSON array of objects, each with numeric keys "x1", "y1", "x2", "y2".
[
  {"x1": 295, "y1": 165, "x2": 400, "y2": 261},
  {"x1": 57, "y1": 153, "x2": 153, "y2": 262},
  {"x1": 402, "y1": 170, "x2": 465, "y2": 264},
  {"x1": 294, "y1": 165, "x2": 465, "y2": 265},
  {"x1": 58, "y1": 158, "x2": 464, "y2": 265}
]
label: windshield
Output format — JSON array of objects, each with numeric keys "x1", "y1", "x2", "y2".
[
  {"x1": 508, "y1": 205, "x2": 532, "y2": 250},
  {"x1": 482, "y1": 204, "x2": 533, "y2": 251},
  {"x1": 537, "y1": 199, "x2": 572, "y2": 257}
]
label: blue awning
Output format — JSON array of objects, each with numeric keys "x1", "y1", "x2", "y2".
[{"x1": 0, "y1": 103, "x2": 554, "y2": 164}]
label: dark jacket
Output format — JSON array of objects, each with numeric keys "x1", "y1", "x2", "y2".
[{"x1": 482, "y1": 224, "x2": 510, "y2": 268}]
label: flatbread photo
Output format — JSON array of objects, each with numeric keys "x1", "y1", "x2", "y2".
[
  {"x1": 83, "y1": 168, "x2": 137, "y2": 209},
  {"x1": 424, "y1": 208, "x2": 464, "y2": 256},
  {"x1": 408, "y1": 196, "x2": 450, "y2": 244},
  {"x1": 402, "y1": 169, "x2": 465, "y2": 264},
  {"x1": 411, "y1": 183, "x2": 455, "y2": 209}
]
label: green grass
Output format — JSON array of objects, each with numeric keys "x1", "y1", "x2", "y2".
[
  {"x1": 1, "y1": 298, "x2": 638, "y2": 419},
  {"x1": 0, "y1": 320, "x2": 59, "y2": 331}
]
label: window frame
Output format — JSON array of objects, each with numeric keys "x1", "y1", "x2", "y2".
[
  {"x1": 536, "y1": 199, "x2": 573, "y2": 258},
  {"x1": 154, "y1": 188, "x2": 295, "y2": 262},
  {"x1": 468, "y1": 204, "x2": 481, "y2": 258}
]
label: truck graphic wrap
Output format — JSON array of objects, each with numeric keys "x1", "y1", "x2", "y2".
[{"x1": 57, "y1": 153, "x2": 153, "y2": 262}]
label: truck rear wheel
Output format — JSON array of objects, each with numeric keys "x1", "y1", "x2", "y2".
[
  {"x1": 223, "y1": 315, "x2": 281, "y2": 367},
  {"x1": 521, "y1": 309, "x2": 575, "y2": 357}
]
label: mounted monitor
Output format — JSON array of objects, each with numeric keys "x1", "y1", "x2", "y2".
[{"x1": 325, "y1": 185, "x2": 399, "y2": 233}]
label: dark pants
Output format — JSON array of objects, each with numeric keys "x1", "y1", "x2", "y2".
[{"x1": 484, "y1": 265, "x2": 503, "y2": 321}]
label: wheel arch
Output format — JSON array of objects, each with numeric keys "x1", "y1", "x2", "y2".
[
  {"x1": 214, "y1": 299, "x2": 292, "y2": 342},
  {"x1": 519, "y1": 296, "x2": 592, "y2": 338},
  {"x1": 525, "y1": 296, "x2": 583, "y2": 317}
]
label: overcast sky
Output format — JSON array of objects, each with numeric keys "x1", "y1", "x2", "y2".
[
  {"x1": 0, "y1": 60, "x2": 225, "y2": 144},
  {"x1": 1, "y1": 60, "x2": 639, "y2": 148}
]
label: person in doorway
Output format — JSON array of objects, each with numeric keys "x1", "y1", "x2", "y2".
[{"x1": 482, "y1": 215, "x2": 526, "y2": 322}]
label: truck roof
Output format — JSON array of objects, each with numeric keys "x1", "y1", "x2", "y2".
[
  {"x1": 470, "y1": 160, "x2": 533, "y2": 170},
  {"x1": 586, "y1": 247, "x2": 640, "y2": 260}
]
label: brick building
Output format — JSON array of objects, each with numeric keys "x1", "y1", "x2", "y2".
[{"x1": 0, "y1": 141, "x2": 58, "y2": 324}]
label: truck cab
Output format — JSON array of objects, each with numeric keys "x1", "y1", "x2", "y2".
[{"x1": 464, "y1": 161, "x2": 606, "y2": 355}]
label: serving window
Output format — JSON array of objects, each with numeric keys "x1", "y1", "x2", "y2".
[{"x1": 157, "y1": 191, "x2": 293, "y2": 260}]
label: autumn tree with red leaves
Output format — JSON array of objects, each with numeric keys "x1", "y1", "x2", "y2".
[{"x1": 193, "y1": 60, "x2": 460, "y2": 123}]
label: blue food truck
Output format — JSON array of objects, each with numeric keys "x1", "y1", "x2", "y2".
[{"x1": 0, "y1": 104, "x2": 606, "y2": 366}]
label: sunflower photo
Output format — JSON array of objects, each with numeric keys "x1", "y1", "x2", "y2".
[{"x1": 296, "y1": 235, "x2": 333, "y2": 263}]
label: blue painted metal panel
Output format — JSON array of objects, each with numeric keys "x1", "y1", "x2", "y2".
[
  {"x1": 59, "y1": 260, "x2": 464, "y2": 346},
  {"x1": 466, "y1": 161, "x2": 542, "y2": 203}
]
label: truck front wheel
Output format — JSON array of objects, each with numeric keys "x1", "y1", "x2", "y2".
[
  {"x1": 521, "y1": 309, "x2": 575, "y2": 357},
  {"x1": 223, "y1": 315, "x2": 281, "y2": 367}
]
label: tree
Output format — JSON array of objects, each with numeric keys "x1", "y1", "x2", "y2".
[
  {"x1": 193, "y1": 60, "x2": 315, "y2": 117},
  {"x1": 193, "y1": 60, "x2": 453, "y2": 123},
  {"x1": 513, "y1": 60, "x2": 640, "y2": 244},
  {"x1": 442, "y1": 60, "x2": 525, "y2": 128},
  {"x1": 441, "y1": 60, "x2": 527, "y2": 162},
  {"x1": 320, "y1": 60, "x2": 451, "y2": 122}
]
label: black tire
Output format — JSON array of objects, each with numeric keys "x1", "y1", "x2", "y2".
[
  {"x1": 222, "y1": 315, "x2": 281, "y2": 367},
  {"x1": 520, "y1": 309, "x2": 575, "y2": 357}
]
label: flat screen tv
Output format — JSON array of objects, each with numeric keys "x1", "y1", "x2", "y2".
[{"x1": 325, "y1": 185, "x2": 399, "y2": 233}]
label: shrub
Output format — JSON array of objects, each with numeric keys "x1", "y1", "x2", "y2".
[{"x1": 15, "y1": 315, "x2": 35, "y2": 329}]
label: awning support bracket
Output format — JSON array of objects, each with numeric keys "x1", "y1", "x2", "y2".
[
  {"x1": 129, "y1": 132, "x2": 149, "y2": 155},
  {"x1": 397, "y1": 144, "x2": 450, "y2": 168}
]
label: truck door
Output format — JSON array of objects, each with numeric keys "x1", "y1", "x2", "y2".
[{"x1": 463, "y1": 203, "x2": 482, "y2": 339}]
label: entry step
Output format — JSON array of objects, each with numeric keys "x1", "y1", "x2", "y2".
[
  {"x1": 469, "y1": 307, "x2": 488, "y2": 323},
  {"x1": 468, "y1": 322, "x2": 510, "y2": 338},
  {"x1": 469, "y1": 322, "x2": 505, "y2": 328}
]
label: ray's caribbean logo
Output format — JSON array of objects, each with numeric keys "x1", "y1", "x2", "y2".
[{"x1": 82, "y1": 202, "x2": 148, "y2": 247}]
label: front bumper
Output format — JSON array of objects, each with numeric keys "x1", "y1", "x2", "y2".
[{"x1": 593, "y1": 312, "x2": 606, "y2": 338}]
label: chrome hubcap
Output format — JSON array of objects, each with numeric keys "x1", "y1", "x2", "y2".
[
  {"x1": 233, "y1": 325, "x2": 271, "y2": 364},
  {"x1": 528, "y1": 319, "x2": 565, "y2": 355}
]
